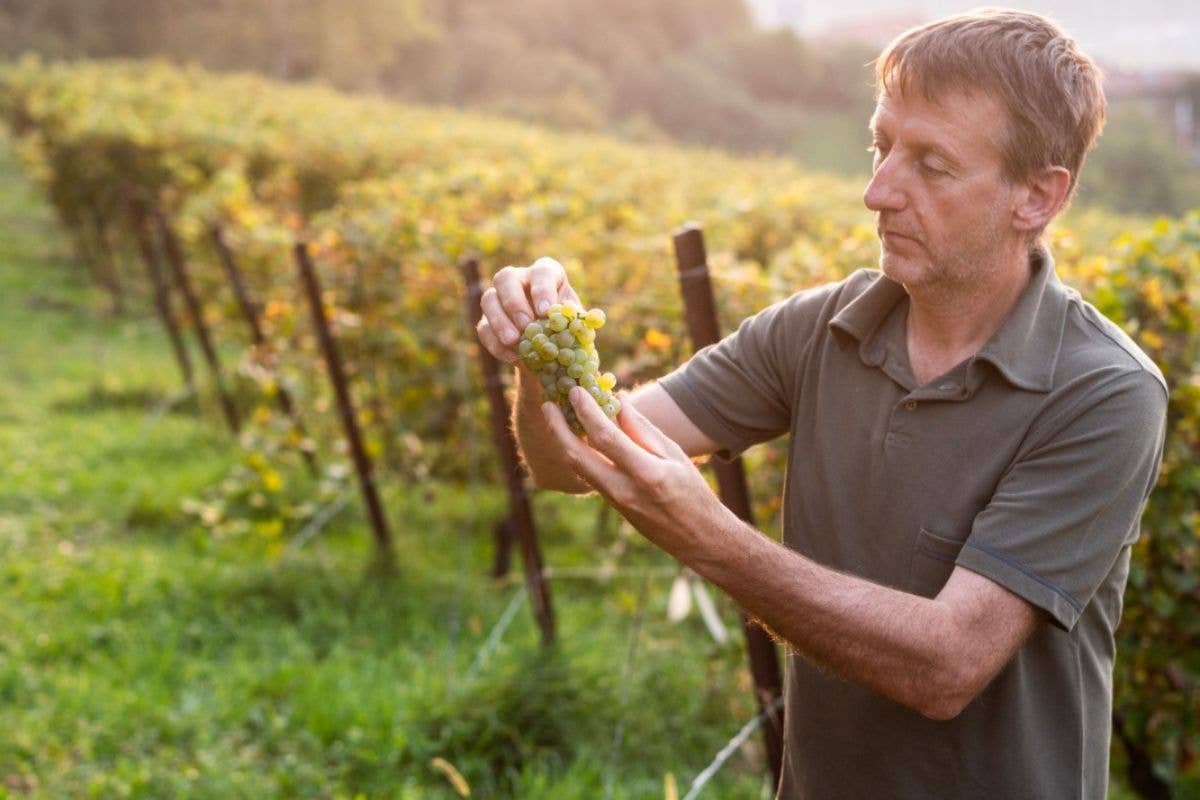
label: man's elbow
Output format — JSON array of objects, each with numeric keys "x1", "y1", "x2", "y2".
[
  {"x1": 916, "y1": 663, "x2": 979, "y2": 722},
  {"x1": 918, "y1": 695, "x2": 969, "y2": 722}
]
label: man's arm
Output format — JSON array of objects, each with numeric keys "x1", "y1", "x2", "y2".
[
  {"x1": 697, "y1": 515, "x2": 1039, "y2": 720},
  {"x1": 543, "y1": 387, "x2": 1040, "y2": 720}
]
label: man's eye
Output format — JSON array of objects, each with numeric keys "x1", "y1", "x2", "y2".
[{"x1": 920, "y1": 161, "x2": 947, "y2": 176}]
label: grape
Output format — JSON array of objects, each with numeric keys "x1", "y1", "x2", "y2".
[{"x1": 518, "y1": 301, "x2": 618, "y2": 435}]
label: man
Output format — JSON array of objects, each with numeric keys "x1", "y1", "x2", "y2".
[{"x1": 476, "y1": 9, "x2": 1167, "y2": 799}]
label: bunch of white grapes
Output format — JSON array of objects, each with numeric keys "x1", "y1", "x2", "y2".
[{"x1": 517, "y1": 302, "x2": 619, "y2": 435}]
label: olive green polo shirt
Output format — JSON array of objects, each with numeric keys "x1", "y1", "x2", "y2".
[{"x1": 658, "y1": 247, "x2": 1167, "y2": 799}]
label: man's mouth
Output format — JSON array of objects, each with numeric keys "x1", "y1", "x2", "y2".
[{"x1": 880, "y1": 229, "x2": 918, "y2": 243}]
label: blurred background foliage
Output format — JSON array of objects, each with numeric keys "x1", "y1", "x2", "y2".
[
  {"x1": 1, "y1": 0, "x2": 1196, "y2": 215},
  {"x1": 0, "y1": 1, "x2": 1196, "y2": 796},
  {"x1": 0, "y1": 56, "x2": 1195, "y2": 795}
]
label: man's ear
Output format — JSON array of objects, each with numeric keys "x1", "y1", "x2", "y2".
[{"x1": 1012, "y1": 166, "x2": 1071, "y2": 234}]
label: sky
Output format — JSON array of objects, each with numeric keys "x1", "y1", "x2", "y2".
[{"x1": 746, "y1": 0, "x2": 1200, "y2": 71}]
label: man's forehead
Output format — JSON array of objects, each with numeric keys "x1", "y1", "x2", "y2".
[
  {"x1": 869, "y1": 88, "x2": 1007, "y2": 156},
  {"x1": 871, "y1": 87, "x2": 1003, "y2": 126}
]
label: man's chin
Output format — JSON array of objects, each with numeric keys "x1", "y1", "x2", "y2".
[{"x1": 879, "y1": 251, "x2": 925, "y2": 285}]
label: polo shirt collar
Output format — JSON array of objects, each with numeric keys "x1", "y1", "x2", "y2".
[{"x1": 829, "y1": 245, "x2": 1068, "y2": 392}]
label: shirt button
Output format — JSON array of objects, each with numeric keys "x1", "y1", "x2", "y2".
[{"x1": 904, "y1": 400, "x2": 917, "y2": 411}]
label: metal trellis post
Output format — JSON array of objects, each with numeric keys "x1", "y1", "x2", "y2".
[
  {"x1": 156, "y1": 213, "x2": 241, "y2": 434},
  {"x1": 211, "y1": 225, "x2": 318, "y2": 476},
  {"x1": 672, "y1": 221, "x2": 785, "y2": 792},
  {"x1": 294, "y1": 241, "x2": 394, "y2": 556},
  {"x1": 459, "y1": 254, "x2": 556, "y2": 646},
  {"x1": 125, "y1": 195, "x2": 196, "y2": 394}
]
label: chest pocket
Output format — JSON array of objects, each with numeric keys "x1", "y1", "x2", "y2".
[{"x1": 907, "y1": 527, "x2": 965, "y2": 598}]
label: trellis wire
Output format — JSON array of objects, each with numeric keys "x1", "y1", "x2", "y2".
[
  {"x1": 283, "y1": 488, "x2": 352, "y2": 557},
  {"x1": 542, "y1": 565, "x2": 678, "y2": 581},
  {"x1": 682, "y1": 695, "x2": 786, "y2": 800},
  {"x1": 465, "y1": 584, "x2": 527, "y2": 679}
]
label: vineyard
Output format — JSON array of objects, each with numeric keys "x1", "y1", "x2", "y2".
[{"x1": 1, "y1": 56, "x2": 1197, "y2": 797}]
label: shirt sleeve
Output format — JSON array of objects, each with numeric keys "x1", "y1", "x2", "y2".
[
  {"x1": 657, "y1": 281, "x2": 837, "y2": 460},
  {"x1": 956, "y1": 368, "x2": 1168, "y2": 631}
]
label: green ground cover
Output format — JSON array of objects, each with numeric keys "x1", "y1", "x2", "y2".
[{"x1": 0, "y1": 139, "x2": 767, "y2": 798}]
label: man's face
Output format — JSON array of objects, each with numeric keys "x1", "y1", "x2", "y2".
[{"x1": 864, "y1": 88, "x2": 1022, "y2": 291}]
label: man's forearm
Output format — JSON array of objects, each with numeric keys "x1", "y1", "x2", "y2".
[
  {"x1": 687, "y1": 511, "x2": 967, "y2": 719},
  {"x1": 512, "y1": 366, "x2": 590, "y2": 493}
]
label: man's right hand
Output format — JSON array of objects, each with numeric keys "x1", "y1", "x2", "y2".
[{"x1": 476, "y1": 256, "x2": 582, "y2": 365}]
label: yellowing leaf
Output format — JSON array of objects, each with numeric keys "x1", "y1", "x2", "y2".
[{"x1": 644, "y1": 328, "x2": 672, "y2": 351}]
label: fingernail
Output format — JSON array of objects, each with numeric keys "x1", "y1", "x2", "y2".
[
  {"x1": 515, "y1": 313, "x2": 531, "y2": 330},
  {"x1": 536, "y1": 300, "x2": 549, "y2": 314},
  {"x1": 503, "y1": 329, "x2": 518, "y2": 345}
]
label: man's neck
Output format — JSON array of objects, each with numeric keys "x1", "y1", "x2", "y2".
[{"x1": 903, "y1": 244, "x2": 1033, "y2": 385}]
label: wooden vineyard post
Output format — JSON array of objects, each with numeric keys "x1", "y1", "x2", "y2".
[
  {"x1": 294, "y1": 241, "x2": 394, "y2": 556},
  {"x1": 672, "y1": 222, "x2": 785, "y2": 791},
  {"x1": 156, "y1": 214, "x2": 241, "y2": 434},
  {"x1": 125, "y1": 197, "x2": 196, "y2": 394},
  {"x1": 211, "y1": 226, "x2": 318, "y2": 477},
  {"x1": 459, "y1": 255, "x2": 556, "y2": 646}
]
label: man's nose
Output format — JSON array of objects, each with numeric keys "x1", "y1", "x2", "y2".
[{"x1": 863, "y1": 156, "x2": 905, "y2": 212}]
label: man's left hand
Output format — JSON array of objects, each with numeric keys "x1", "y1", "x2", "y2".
[{"x1": 541, "y1": 387, "x2": 730, "y2": 558}]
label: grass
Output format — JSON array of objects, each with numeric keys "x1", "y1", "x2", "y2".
[{"x1": 0, "y1": 138, "x2": 770, "y2": 799}]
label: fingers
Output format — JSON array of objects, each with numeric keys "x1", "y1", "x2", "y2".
[
  {"x1": 479, "y1": 287, "x2": 521, "y2": 359},
  {"x1": 492, "y1": 265, "x2": 535, "y2": 333},
  {"x1": 542, "y1": 398, "x2": 620, "y2": 486},
  {"x1": 616, "y1": 391, "x2": 687, "y2": 461},
  {"x1": 529, "y1": 257, "x2": 570, "y2": 316},
  {"x1": 569, "y1": 387, "x2": 652, "y2": 473},
  {"x1": 476, "y1": 317, "x2": 518, "y2": 365},
  {"x1": 479, "y1": 256, "x2": 580, "y2": 365}
]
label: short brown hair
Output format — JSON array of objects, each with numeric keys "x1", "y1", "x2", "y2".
[{"x1": 875, "y1": 9, "x2": 1106, "y2": 200}]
